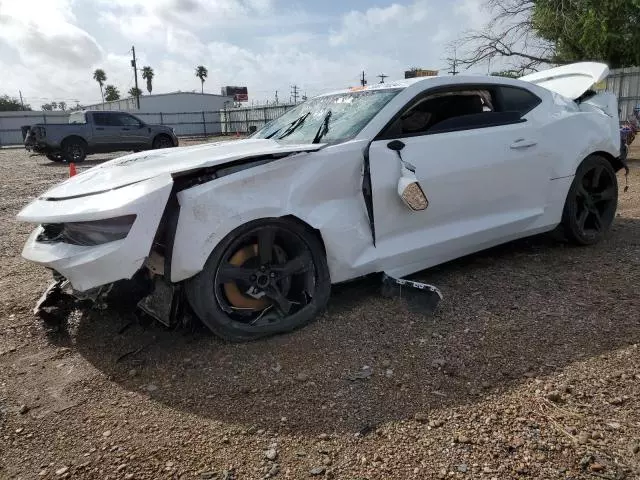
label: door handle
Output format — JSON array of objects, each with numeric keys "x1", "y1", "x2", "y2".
[{"x1": 510, "y1": 138, "x2": 537, "y2": 149}]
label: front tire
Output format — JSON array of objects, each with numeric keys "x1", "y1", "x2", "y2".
[
  {"x1": 185, "y1": 218, "x2": 331, "y2": 342},
  {"x1": 561, "y1": 155, "x2": 618, "y2": 245},
  {"x1": 152, "y1": 134, "x2": 174, "y2": 149}
]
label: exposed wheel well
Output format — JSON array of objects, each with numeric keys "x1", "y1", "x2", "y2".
[
  {"x1": 61, "y1": 135, "x2": 87, "y2": 148},
  {"x1": 281, "y1": 214, "x2": 327, "y2": 255},
  {"x1": 153, "y1": 133, "x2": 172, "y2": 145},
  {"x1": 591, "y1": 150, "x2": 627, "y2": 173}
]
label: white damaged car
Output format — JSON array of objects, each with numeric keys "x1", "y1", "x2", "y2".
[{"x1": 17, "y1": 62, "x2": 627, "y2": 341}]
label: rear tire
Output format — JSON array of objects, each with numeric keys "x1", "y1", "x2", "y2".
[
  {"x1": 561, "y1": 155, "x2": 618, "y2": 245},
  {"x1": 185, "y1": 218, "x2": 331, "y2": 342},
  {"x1": 62, "y1": 139, "x2": 87, "y2": 163}
]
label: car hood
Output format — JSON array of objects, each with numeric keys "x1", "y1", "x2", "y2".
[
  {"x1": 520, "y1": 62, "x2": 609, "y2": 100},
  {"x1": 40, "y1": 139, "x2": 324, "y2": 200}
]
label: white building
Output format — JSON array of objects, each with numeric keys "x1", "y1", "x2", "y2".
[{"x1": 84, "y1": 92, "x2": 234, "y2": 135}]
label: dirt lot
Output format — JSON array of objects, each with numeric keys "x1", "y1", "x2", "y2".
[{"x1": 1, "y1": 144, "x2": 639, "y2": 480}]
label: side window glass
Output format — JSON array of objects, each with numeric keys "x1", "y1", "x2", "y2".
[
  {"x1": 499, "y1": 87, "x2": 541, "y2": 115},
  {"x1": 380, "y1": 87, "x2": 528, "y2": 138},
  {"x1": 93, "y1": 113, "x2": 109, "y2": 126},
  {"x1": 397, "y1": 90, "x2": 491, "y2": 135},
  {"x1": 119, "y1": 114, "x2": 141, "y2": 127}
]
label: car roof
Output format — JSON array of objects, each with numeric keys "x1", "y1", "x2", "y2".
[{"x1": 315, "y1": 74, "x2": 537, "y2": 98}]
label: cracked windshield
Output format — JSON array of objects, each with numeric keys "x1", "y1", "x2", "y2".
[{"x1": 252, "y1": 89, "x2": 402, "y2": 145}]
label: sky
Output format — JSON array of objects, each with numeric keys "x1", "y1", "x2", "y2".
[{"x1": 0, "y1": 0, "x2": 492, "y2": 109}]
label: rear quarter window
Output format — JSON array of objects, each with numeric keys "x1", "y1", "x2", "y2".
[{"x1": 499, "y1": 86, "x2": 542, "y2": 116}]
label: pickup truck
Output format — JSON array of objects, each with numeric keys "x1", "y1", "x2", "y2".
[{"x1": 23, "y1": 110, "x2": 179, "y2": 162}]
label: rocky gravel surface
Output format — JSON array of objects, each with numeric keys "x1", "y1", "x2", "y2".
[{"x1": 1, "y1": 144, "x2": 639, "y2": 479}]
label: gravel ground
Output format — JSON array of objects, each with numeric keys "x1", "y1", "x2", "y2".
[{"x1": 1, "y1": 144, "x2": 639, "y2": 480}]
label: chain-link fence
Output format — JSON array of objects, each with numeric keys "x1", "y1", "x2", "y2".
[{"x1": 0, "y1": 103, "x2": 298, "y2": 146}]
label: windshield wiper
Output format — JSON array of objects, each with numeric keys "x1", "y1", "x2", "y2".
[
  {"x1": 278, "y1": 112, "x2": 311, "y2": 140},
  {"x1": 312, "y1": 110, "x2": 332, "y2": 144}
]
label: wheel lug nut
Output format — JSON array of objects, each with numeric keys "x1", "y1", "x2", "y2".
[{"x1": 270, "y1": 272, "x2": 276, "y2": 278}]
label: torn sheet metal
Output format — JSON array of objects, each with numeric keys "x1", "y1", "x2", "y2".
[
  {"x1": 136, "y1": 277, "x2": 183, "y2": 327},
  {"x1": 381, "y1": 273, "x2": 442, "y2": 314}
]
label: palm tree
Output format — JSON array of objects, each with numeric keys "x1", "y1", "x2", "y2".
[
  {"x1": 195, "y1": 65, "x2": 208, "y2": 94},
  {"x1": 93, "y1": 69, "x2": 107, "y2": 103},
  {"x1": 128, "y1": 87, "x2": 143, "y2": 98},
  {"x1": 141, "y1": 66, "x2": 154, "y2": 94},
  {"x1": 104, "y1": 85, "x2": 120, "y2": 102}
]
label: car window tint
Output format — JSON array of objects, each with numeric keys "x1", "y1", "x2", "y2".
[
  {"x1": 93, "y1": 113, "x2": 110, "y2": 126},
  {"x1": 380, "y1": 87, "x2": 527, "y2": 138},
  {"x1": 112, "y1": 114, "x2": 140, "y2": 127},
  {"x1": 499, "y1": 86, "x2": 541, "y2": 115}
]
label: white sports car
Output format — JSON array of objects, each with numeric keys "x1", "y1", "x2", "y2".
[{"x1": 17, "y1": 62, "x2": 626, "y2": 341}]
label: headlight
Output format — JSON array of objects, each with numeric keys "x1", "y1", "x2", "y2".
[{"x1": 37, "y1": 215, "x2": 136, "y2": 246}]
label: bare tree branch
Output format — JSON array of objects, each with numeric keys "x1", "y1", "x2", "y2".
[{"x1": 453, "y1": 0, "x2": 558, "y2": 74}]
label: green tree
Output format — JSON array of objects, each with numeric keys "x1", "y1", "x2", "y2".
[
  {"x1": 93, "y1": 68, "x2": 107, "y2": 103},
  {"x1": 533, "y1": 0, "x2": 640, "y2": 68},
  {"x1": 195, "y1": 65, "x2": 208, "y2": 94},
  {"x1": 456, "y1": 0, "x2": 640, "y2": 72},
  {"x1": 41, "y1": 103, "x2": 53, "y2": 111},
  {"x1": 58, "y1": 101, "x2": 67, "y2": 111},
  {"x1": 141, "y1": 66, "x2": 154, "y2": 94},
  {"x1": 0, "y1": 94, "x2": 31, "y2": 111},
  {"x1": 104, "y1": 85, "x2": 120, "y2": 101},
  {"x1": 128, "y1": 87, "x2": 143, "y2": 98},
  {"x1": 50, "y1": 101, "x2": 58, "y2": 110}
]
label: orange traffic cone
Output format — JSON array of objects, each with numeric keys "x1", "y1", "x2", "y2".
[{"x1": 69, "y1": 162, "x2": 77, "y2": 177}]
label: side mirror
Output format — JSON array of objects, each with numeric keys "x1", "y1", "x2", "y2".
[
  {"x1": 397, "y1": 168, "x2": 428, "y2": 211},
  {"x1": 387, "y1": 138, "x2": 428, "y2": 211},
  {"x1": 387, "y1": 140, "x2": 405, "y2": 151}
]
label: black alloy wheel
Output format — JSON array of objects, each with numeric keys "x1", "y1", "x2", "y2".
[
  {"x1": 561, "y1": 155, "x2": 618, "y2": 245},
  {"x1": 185, "y1": 218, "x2": 331, "y2": 342}
]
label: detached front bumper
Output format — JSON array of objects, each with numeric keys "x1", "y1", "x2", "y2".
[{"x1": 18, "y1": 175, "x2": 174, "y2": 292}]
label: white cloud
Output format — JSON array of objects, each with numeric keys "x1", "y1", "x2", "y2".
[{"x1": 0, "y1": 0, "x2": 490, "y2": 108}]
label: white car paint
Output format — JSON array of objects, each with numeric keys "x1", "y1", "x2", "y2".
[
  {"x1": 17, "y1": 62, "x2": 621, "y2": 293},
  {"x1": 520, "y1": 62, "x2": 609, "y2": 100}
]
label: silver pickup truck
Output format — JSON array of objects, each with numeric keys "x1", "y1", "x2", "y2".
[{"x1": 23, "y1": 110, "x2": 179, "y2": 162}]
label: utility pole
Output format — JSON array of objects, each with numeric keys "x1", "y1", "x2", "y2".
[
  {"x1": 131, "y1": 46, "x2": 141, "y2": 109},
  {"x1": 360, "y1": 71, "x2": 367, "y2": 87},
  {"x1": 448, "y1": 47, "x2": 459, "y2": 76},
  {"x1": 377, "y1": 74, "x2": 388, "y2": 84},
  {"x1": 275, "y1": 90, "x2": 279, "y2": 104},
  {"x1": 19, "y1": 90, "x2": 25, "y2": 110},
  {"x1": 291, "y1": 85, "x2": 299, "y2": 104}
]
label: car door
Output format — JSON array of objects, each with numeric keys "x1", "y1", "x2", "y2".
[
  {"x1": 110, "y1": 113, "x2": 148, "y2": 149},
  {"x1": 367, "y1": 84, "x2": 553, "y2": 274},
  {"x1": 91, "y1": 112, "x2": 122, "y2": 149}
]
